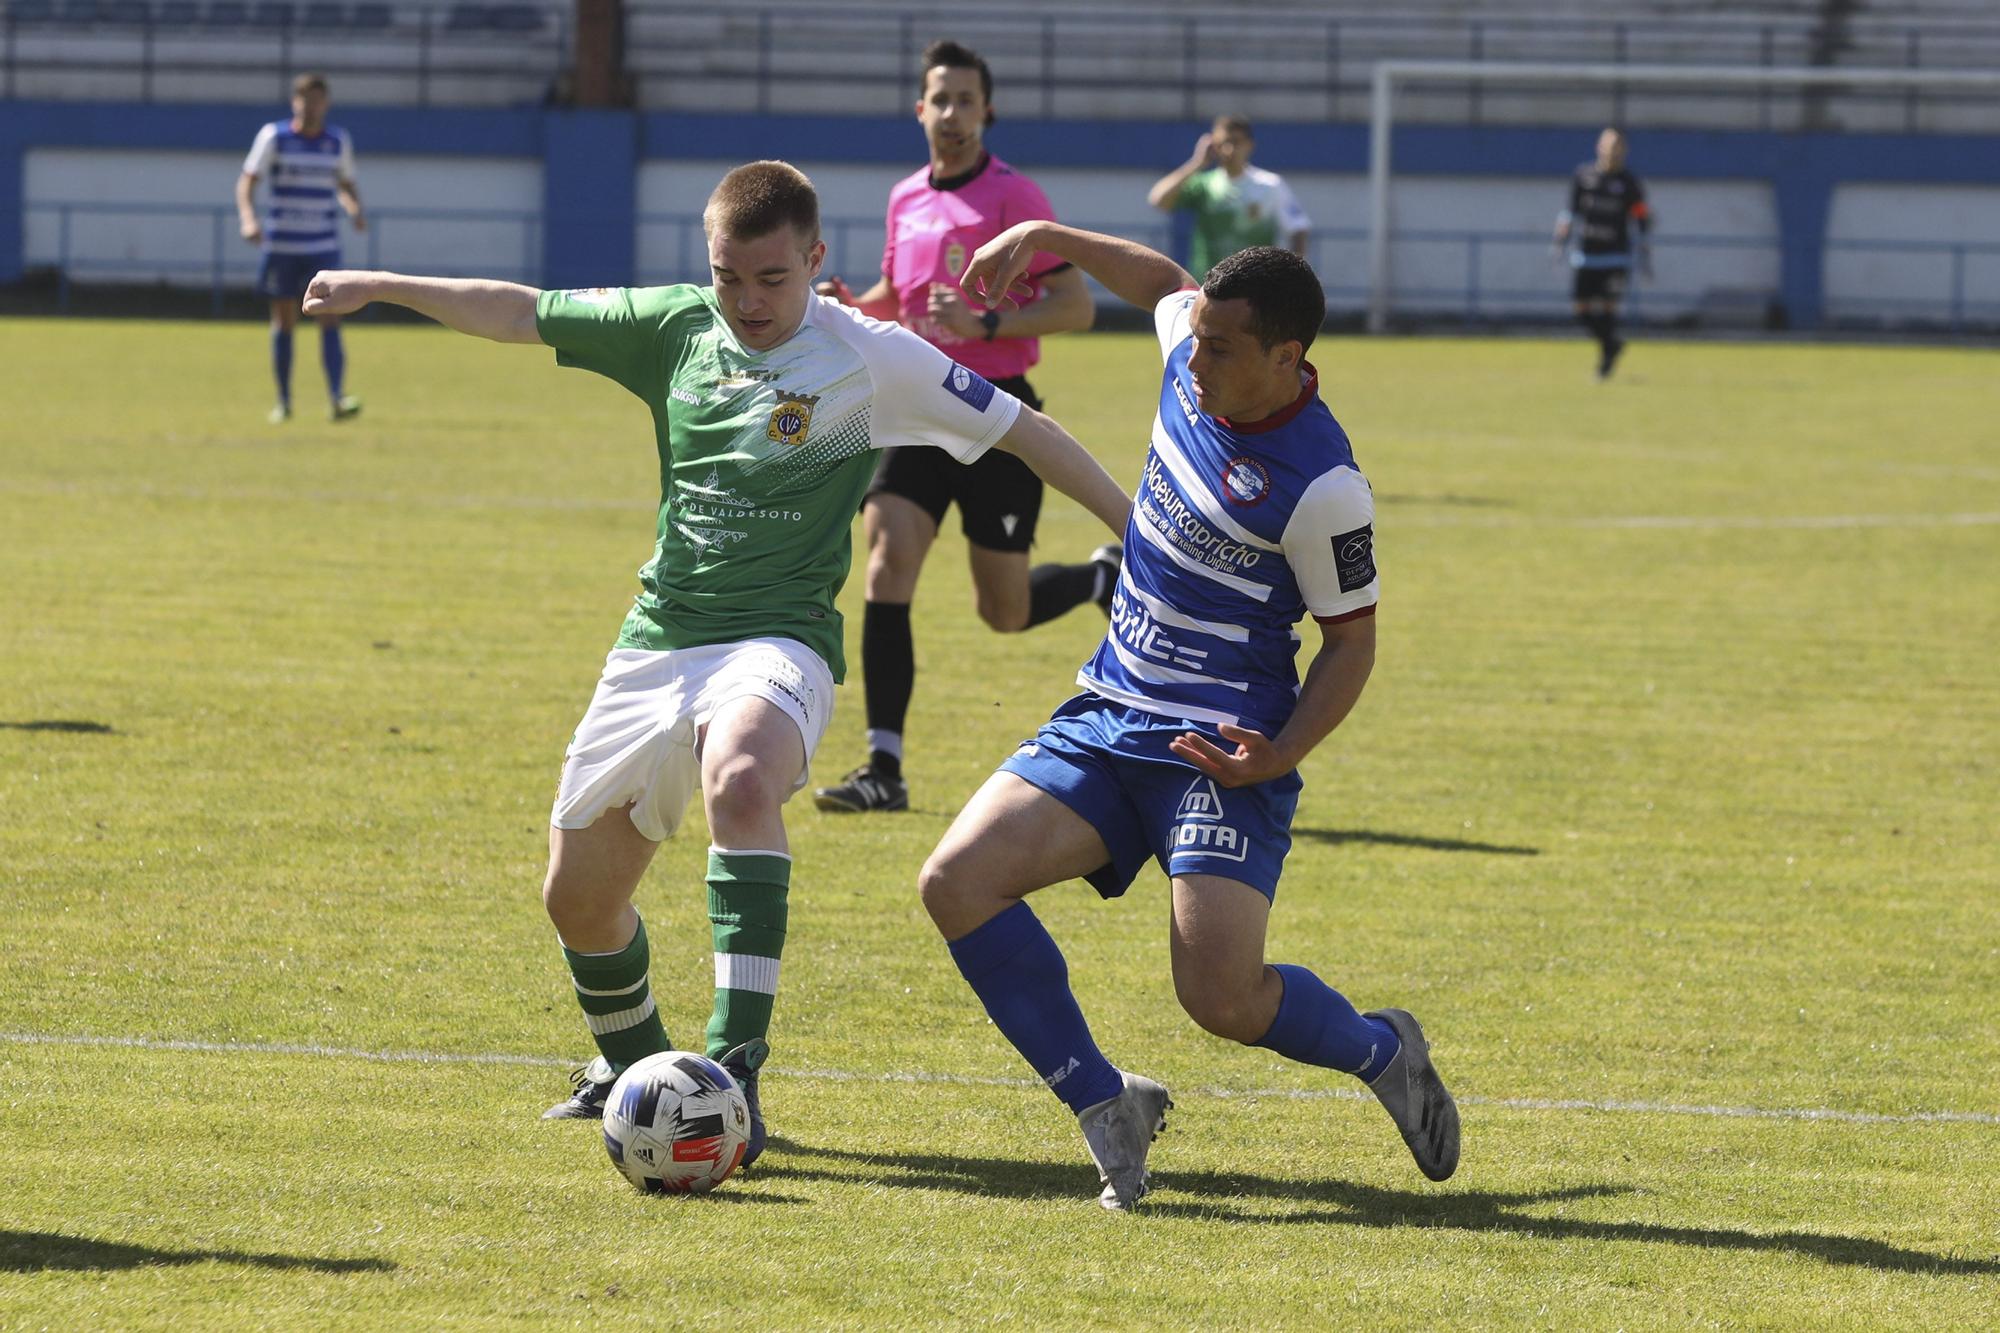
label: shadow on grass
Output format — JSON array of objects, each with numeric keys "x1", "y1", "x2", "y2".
[
  {"x1": 0, "y1": 1228, "x2": 394, "y2": 1275},
  {"x1": 1293, "y1": 826, "x2": 1540, "y2": 856},
  {"x1": 0, "y1": 720, "x2": 116, "y2": 734},
  {"x1": 762, "y1": 1142, "x2": 1998, "y2": 1276}
]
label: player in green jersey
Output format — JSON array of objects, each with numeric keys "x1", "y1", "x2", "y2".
[
  {"x1": 302, "y1": 161, "x2": 1131, "y2": 1160},
  {"x1": 1148, "y1": 115, "x2": 1311, "y2": 279}
]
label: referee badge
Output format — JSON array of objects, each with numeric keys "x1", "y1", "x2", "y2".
[{"x1": 766, "y1": 393, "x2": 819, "y2": 447}]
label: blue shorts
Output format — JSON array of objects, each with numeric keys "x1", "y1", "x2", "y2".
[
  {"x1": 256, "y1": 250, "x2": 339, "y2": 300},
  {"x1": 999, "y1": 693, "x2": 1302, "y2": 901}
]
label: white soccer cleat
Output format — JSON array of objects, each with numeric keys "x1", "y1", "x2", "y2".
[
  {"x1": 1363, "y1": 1008, "x2": 1461, "y2": 1181},
  {"x1": 1076, "y1": 1070, "x2": 1172, "y2": 1210}
]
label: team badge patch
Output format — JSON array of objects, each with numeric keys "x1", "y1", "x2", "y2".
[
  {"x1": 941, "y1": 363, "x2": 996, "y2": 412},
  {"x1": 1221, "y1": 456, "x2": 1271, "y2": 507},
  {"x1": 766, "y1": 394, "x2": 819, "y2": 447},
  {"x1": 946, "y1": 241, "x2": 967, "y2": 277},
  {"x1": 1332, "y1": 524, "x2": 1376, "y2": 592}
]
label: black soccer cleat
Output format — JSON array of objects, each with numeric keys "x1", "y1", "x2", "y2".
[
  {"x1": 1363, "y1": 1008, "x2": 1461, "y2": 1181},
  {"x1": 542, "y1": 1056, "x2": 617, "y2": 1120},
  {"x1": 812, "y1": 763, "x2": 908, "y2": 814},
  {"x1": 1089, "y1": 543, "x2": 1123, "y2": 617},
  {"x1": 718, "y1": 1038, "x2": 770, "y2": 1167},
  {"x1": 1597, "y1": 337, "x2": 1625, "y2": 380}
]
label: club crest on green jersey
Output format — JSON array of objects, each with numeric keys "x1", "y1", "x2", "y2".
[{"x1": 766, "y1": 393, "x2": 820, "y2": 447}]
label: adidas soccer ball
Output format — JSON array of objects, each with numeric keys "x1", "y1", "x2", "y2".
[{"x1": 602, "y1": 1051, "x2": 752, "y2": 1194}]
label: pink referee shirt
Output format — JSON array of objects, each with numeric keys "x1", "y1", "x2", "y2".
[{"x1": 882, "y1": 153, "x2": 1067, "y2": 381}]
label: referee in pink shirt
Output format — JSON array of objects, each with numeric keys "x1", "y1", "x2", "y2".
[{"x1": 814, "y1": 39, "x2": 1117, "y2": 814}]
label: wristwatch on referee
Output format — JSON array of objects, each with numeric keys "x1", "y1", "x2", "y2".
[{"x1": 979, "y1": 308, "x2": 1001, "y2": 341}]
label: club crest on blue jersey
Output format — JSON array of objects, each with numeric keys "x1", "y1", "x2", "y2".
[
  {"x1": 942, "y1": 362, "x2": 997, "y2": 411},
  {"x1": 1221, "y1": 456, "x2": 1271, "y2": 507}
]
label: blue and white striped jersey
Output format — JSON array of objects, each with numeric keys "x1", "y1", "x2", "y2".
[
  {"x1": 1078, "y1": 289, "x2": 1379, "y2": 733},
  {"x1": 242, "y1": 121, "x2": 356, "y2": 256}
]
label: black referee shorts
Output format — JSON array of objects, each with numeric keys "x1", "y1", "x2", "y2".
[
  {"x1": 1572, "y1": 265, "x2": 1630, "y2": 305},
  {"x1": 868, "y1": 374, "x2": 1046, "y2": 554}
]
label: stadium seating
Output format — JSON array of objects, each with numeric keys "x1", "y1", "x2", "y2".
[{"x1": 2, "y1": 0, "x2": 548, "y2": 31}]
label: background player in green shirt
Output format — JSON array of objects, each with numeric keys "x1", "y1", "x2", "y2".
[
  {"x1": 1148, "y1": 115, "x2": 1312, "y2": 279},
  {"x1": 301, "y1": 161, "x2": 1131, "y2": 1161}
]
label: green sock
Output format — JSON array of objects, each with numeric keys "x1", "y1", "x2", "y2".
[
  {"x1": 705, "y1": 848, "x2": 791, "y2": 1059},
  {"x1": 561, "y1": 914, "x2": 671, "y2": 1073}
]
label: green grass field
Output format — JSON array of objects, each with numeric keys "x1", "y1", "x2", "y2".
[{"x1": 2, "y1": 316, "x2": 1995, "y2": 1329}]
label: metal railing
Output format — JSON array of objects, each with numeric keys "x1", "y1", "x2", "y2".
[
  {"x1": 24, "y1": 200, "x2": 1999, "y2": 332},
  {"x1": 25, "y1": 199, "x2": 541, "y2": 311}
]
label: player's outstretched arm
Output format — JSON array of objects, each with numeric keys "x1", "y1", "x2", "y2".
[
  {"x1": 1171, "y1": 615, "x2": 1375, "y2": 787},
  {"x1": 302, "y1": 271, "x2": 542, "y2": 344},
  {"x1": 964, "y1": 222, "x2": 1192, "y2": 316},
  {"x1": 992, "y1": 406, "x2": 1132, "y2": 539}
]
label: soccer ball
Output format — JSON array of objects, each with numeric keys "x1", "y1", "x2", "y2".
[{"x1": 601, "y1": 1051, "x2": 752, "y2": 1194}]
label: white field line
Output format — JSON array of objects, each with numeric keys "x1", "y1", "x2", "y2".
[
  {"x1": 3, "y1": 1030, "x2": 1994, "y2": 1128},
  {"x1": 5, "y1": 479, "x2": 2000, "y2": 533}
]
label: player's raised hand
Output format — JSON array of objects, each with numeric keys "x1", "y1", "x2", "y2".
[
  {"x1": 302, "y1": 270, "x2": 374, "y2": 317},
  {"x1": 1170, "y1": 722, "x2": 1293, "y2": 788},
  {"x1": 1190, "y1": 132, "x2": 1216, "y2": 168},
  {"x1": 961, "y1": 222, "x2": 1042, "y2": 310},
  {"x1": 815, "y1": 276, "x2": 855, "y2": 303},
  {"x1": 926, "y1": 282, "x2": 986, "y2": 339}
]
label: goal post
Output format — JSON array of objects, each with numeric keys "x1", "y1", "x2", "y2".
[{"x1": 1365, "y1": 60, "x2": 2000, "y2": 333}]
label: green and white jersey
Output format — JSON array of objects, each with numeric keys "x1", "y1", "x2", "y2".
[
  {"x1": 1177, "y1": 164, "x2": 1311, "y2": 278},
  {"x1": 536, "y1": 285, "x2": 1021, "y2": 679}
]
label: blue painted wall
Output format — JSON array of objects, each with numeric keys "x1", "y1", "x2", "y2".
[{"x1": 6, "y1": 100, "x2": 1999, "y2": 327}]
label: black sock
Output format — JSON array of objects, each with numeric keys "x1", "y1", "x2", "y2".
[
  {"x1": 862, "y1": 600, "x2": 914, "y2": 748},
  {"x1": 1024, "y1": 561, "x2": 1100, "y2": 629}
]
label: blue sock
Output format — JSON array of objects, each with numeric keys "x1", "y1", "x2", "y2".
[
  {"x1": 271, "y1": 327, "x2": 293, "y2": 406},
  {"x1": 1255, "y1": 963, "x2": 1401, "y2": 1081},
  {"x1": 946, "y1": 902, "x2": 1123, "y2": 1114},
  {"x1": 321, "y1": 324, "x2": 346, "y2": 400}
]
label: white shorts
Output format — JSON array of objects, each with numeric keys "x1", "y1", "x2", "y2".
[{"x1": 551, "y1": 638, "x2": 836, "y2": 842}]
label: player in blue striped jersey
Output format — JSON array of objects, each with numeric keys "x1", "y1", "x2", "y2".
[
  {"x1": 920, "y1": 223, "x2": 1460, "y2": 1209},
  {"x1": 235, "y1": 73, "x2": 366, "y2": 423}
]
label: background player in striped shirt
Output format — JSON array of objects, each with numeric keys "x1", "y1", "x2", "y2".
[
  {"x1": 1148, "y1": 115, "x2": 1311, "y2": 279},
  {"x1": 811, "y1": 40, "x2": 1116, "y2": 816},
  {"x1": 298, "y1": 161, "x2": 1130, "y2": 1158},
  {"x1": 919, "y1": 224, "x2": 1459, "y2": 1209},
  {"x1": 236, "y1": 73, "x2": 365, "y2": 423},
  {"x1": 1554, "y1": 127, "x2": 1653, "y2": 380}
]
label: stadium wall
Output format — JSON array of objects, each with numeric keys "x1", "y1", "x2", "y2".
[{"x1": 4, "y1": 101, "x2": 1998, "y2": 329}]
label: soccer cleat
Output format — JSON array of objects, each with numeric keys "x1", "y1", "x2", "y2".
[
  {"x1": 329, "y1": 394, "x2": 363, "y2": 422},
  {"x1": 1363, "y1": 1008, "x2": 1461, "y2": 1181},
  {"x1": 267, "y1": 402, "x2": 292, "y2": 425},
  {"x1": 1597, "y1": 338, "x2": 1625, "y2": 380},
  {"x1": 541, "y1": 1056, "x2": 617, "y2": 1120},
  {"x1": 718, "y1": 1037, "x2": 769, "y2": 1167},
  {"x1": 1076, "y1": 1070, "x2": 1173, "y2": 1211},
  {"x1": 1089, "y1": 543, "x2": 1123, "y2": 617},
  {"x1": 812, "y1": 763, "x2": 908, "y2": 814}
]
